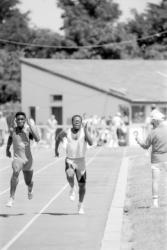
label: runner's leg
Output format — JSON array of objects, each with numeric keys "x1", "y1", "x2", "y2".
[
  {"x1": 152, "y1": 165, "x2": 161, "y2": 207},
  {"x1": 10, "y1": 159, "x2": 22, "y2": 199},
  {"x1": 76, "y1": 171, "x2": 86, "y2": 214},
  {"x1": 23, "y1": 170, "x2": 34, "y2": 191},
  {"x1": 23, "y1": 158, "x2": 34, "y2": 199},
  {"x1": 65, "y1": 159, "x2": 75, "y2": 188},
  {"x1": 65, "y1": 159, "x2": 76, "y2": 201},
  {"x1": 77, "y1": 172, "x2": 86, "y2": 203}
]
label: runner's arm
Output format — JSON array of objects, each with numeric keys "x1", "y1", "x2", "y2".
[
  {"x1": 27, "y1": 119, "x2": 40, "y2": 142},
  {"x1": 84, "y1": 123, "x2": 93, "y2": 146},
  {"x1": 55, "y1": 130, "x2": 67, "y2": 157},
  {"x1": 6, "y1": 134, "x2": 13, "y2": 158}
]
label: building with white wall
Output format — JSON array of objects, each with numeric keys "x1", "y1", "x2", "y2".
[{"x1": 20, "y1": 59, "x2": 167, "y2": 125}]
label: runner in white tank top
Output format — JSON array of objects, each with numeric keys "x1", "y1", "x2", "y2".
[{"x1": 55, "y1": 115, "x2": 93, "y2": 214}]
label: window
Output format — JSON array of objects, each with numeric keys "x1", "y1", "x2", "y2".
[
  {"x1": 160, "y1": 107, "x2": 167, "y2": 116},
  {"x1": 132, "y1": 105, "x2": 145, "y2": 123},
  {"x1": 51, "y1": 95, "x2": 63, "y2": 102}
]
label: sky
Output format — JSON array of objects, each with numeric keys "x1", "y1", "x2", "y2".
[{"x1": 19, "y1": 0, "x2": 161, "y2": 33}]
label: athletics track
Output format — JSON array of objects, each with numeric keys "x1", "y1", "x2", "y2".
[{"x1": 0, "y1": 145, "x2": 140, "y2": 250}]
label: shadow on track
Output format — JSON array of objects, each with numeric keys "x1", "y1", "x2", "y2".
[
  {"x1": 0, "y1": 213, "x2": 25, "y2": 218},
  {"x1": 41, "y1": 212, "x2": 78, "y2": 216}
]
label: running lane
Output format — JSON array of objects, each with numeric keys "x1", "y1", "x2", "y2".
[{"x1": 0, "y1": 146, "x2": 125, "y2": 250}]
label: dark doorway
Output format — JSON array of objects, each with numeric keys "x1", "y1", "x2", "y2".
[{"x1": 51, "y1": 107, "x2": 63, "y2": 125}]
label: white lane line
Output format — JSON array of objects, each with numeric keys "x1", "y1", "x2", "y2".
[
  {"x1": 101, "y1": 148, "x2": 129, "y2": 250},
  {"x1": 1, "y1": 148, "x2": 102, "y2": 250},
  {"x1": 0, "y1": 185, "x2": 68, "y2": 250},
  {"x1": 157, "y1": 71, "x2": 167, "y2": 78},
  {"x1": 0, "y1": 158, "x2": 63, "y2": 196},
  {"x1": 0, "y1": 157, "x2": 6, "y2": 160},
  {"x1": 0, "y1": 166, "x2": 10, "y2": 172}
]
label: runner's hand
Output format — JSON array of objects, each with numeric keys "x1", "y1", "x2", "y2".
[
  {"x1": 26, "y1": 118, "x2": 31, "y2": 126},
  {"x1": 6, "y1": 149, "x2": 11, "y2": 158},
  {"x1": 84, "y1": 122, "x2": 88, "y2": 132}
]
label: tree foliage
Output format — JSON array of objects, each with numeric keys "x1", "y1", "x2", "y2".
[
  {"x1": 0, "y1": 0, "x2": 29, "y2": 103},
  {"x1": 24, "y1": 29, "x2": 64, "y2": 58},
  {"x1": 57, "y1": 0, "x2": 134, "y2": 58},
  {"x1": 0, "y1": 0, "x2": 167, "y2": 105},
  {"x1": 0, "y1": 0, "x2": 20, "y2": 24},
  {"x1": 0, "y1": 49, "x2": 21, "y2": 104},
  {"x1": 126, "y1": 0, "x2": 167, "y2": 59}
]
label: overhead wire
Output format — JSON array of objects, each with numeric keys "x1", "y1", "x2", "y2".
[{"x1": 0, "y1": 30, "x2": 166, "y2": 49}]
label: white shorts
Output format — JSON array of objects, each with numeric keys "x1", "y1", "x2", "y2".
[{"x1": 151, "y1": 162, "x2": 167, "y2": 171}]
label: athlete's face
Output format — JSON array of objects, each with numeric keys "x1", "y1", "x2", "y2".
[
  {"x1": 16, "y1": 115, "x2": 26, "y2": 128},
  {"x1": 72, "y1": 116, "x2": 82, "y2": 130}
]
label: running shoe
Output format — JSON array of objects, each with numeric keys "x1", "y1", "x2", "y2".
[
  {"x1": 152, "y1": 198, "x2": 159, "y2": 208},
  {"x1": 6, "y1": 197, "x2": 14, "y2": 207},
  {"x1": 28, "y1": 191, "x2": 33, "y2": 200},
  {"x1": 78, "y1": 203, "x2": 85, "y2": 215},
  {"x1": 69, "y1": 187, "x2": 76, "y2": 201},
  {"x1": 28, "y1": 186, "x2": 33, "y2": 200}
]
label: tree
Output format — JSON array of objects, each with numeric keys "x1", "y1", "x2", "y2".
[
  {"x1": 57, "y1": 0, "x2": 126, "y2": 58},
  {"x1": 0, "y1": 0, "x2": 20, "y2": 24},
  {"x1": 0, "y1": 49, "x2": 21, "y2": 103},
  {"x1": 0, "y1": 9, "x2": 32, "y2": 50},
  {"x1": 0, "y1": 0, "x2": 31, "y2": 104},
  {"x1": 24, "y1": 28, "x2": 64, "y2": 58},
  {"x1": 126, "y1": 0, "x2": 167, "y2": 59},
  {"x1": 56, "y1": 0, "x2": 141, "y2": 59}
]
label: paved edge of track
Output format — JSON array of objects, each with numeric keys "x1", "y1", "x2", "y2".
[{"x1": 101, "y1": 148, "x2": 129, "y2": 250}]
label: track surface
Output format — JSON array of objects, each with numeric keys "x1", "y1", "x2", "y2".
[{"x1": 0, "y1": 146, "x2": 126, "y2": 250}]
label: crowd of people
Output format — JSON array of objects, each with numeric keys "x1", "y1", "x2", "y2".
[
  {"x1": 34, "y1": 113, "x2": 129, "y2": 150},
  {"x1": 79, "y1": 112, "x2": 129, "y2": 148}
]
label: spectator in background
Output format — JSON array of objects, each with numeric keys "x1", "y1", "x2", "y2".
[
  {"x1": 144, "y1": 104, "x2": 160, "y2": 139},
  {"x1": 135, "y1": 110, "x2": 167, "y2": 208},
  {"x1": 122, "y1": 112, "x2": 129, "y2": 126},
  {"x1": 47, "y1": 115, "x2": 57, "y2": 148},
  {"x1": 112, "y1": 112, "x2": 124, "y2": 146},
  {"x1": 6, "y1": 112, "x2": 15, "y2": 131},
  {"x1": 0, "y1": 111, "x2": 8, "y2": 146},
  {"x1": 145, "y1": 104, "x2": 158, "y2": 127}
]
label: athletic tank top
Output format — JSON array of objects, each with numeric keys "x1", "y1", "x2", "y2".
[
  {"x1": 11, "y1": 126, "x2": 32, "y2": 162},
  {"x1": 66, "y1": 128, "x2": 87, "y2": 159}
]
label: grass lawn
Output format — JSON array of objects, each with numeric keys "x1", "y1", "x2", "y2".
[{"x1": 121, "y1": 148, "x2": 167, "y2": 250}]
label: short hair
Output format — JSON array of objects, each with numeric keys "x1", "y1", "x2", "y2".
[
  {"x1": 72, "y1": 115, "x2": 82, "y2": 123},
  {"x1": 151, "y1": 104, "x2": 156, "y2": 110},
  {"x1": 15, "y1": 112, "x2": 26, "y2": 118}
]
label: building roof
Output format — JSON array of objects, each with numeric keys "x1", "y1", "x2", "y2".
[{"x1": 21, "y1": 58, "x2": 167, "y2": 103}]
